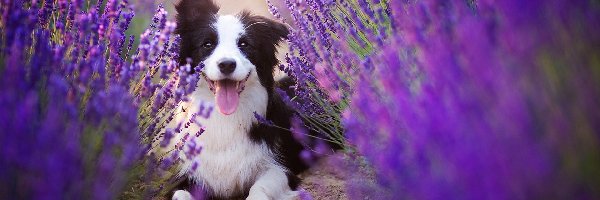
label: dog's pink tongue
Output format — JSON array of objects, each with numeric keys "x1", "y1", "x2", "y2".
[{"x1": 215, "y1": 80, "x2": 239, "y2": 115}]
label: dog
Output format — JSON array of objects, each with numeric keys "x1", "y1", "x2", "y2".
[{"x1": 168, "y1": 0, "x2": 308, "y2": 199}]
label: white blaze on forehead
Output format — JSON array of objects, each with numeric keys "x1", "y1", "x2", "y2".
[
  {"x1": 214, "y1": 15, "x2": 245, "y2": 46},
  {"x1": 203, "y1": 15, "x2": 253, "y2": 81}
]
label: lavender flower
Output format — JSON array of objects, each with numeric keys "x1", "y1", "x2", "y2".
[{"x1": 254, "y1": 111, "x2": 275, "y2": 126}]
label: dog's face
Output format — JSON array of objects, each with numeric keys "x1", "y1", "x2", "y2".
[{"x1": 175, "y1": 0, "x2": 288, "y2": 115}]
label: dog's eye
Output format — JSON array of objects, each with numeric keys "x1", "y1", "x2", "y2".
[
  {"x1": 202, "y1": 41, "x2": 214, "y2": 49},
  {"x1": 238, "y1": 40, "x2": 248, "y2": 48}
]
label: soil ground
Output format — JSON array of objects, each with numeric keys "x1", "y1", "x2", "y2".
[{"x1": 298, "y1": 154, "x2": 349, "y2": 200}]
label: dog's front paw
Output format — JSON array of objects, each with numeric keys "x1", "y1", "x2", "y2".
[
  {"x1": 246, "y1": 188, "x2": 270, "y2": 200},
  {"x1": 246, "y1": 192, "x2": 269, "y2": 200},
  {"x1": 282, "y1": 190, "x2": 300, "y2": 200},
  {"x1": 172, "y1": 190, "x2": 193, "y2": 200},
  {"x1": 247, "y1": 189, "x2": 300, "y2": 200}
]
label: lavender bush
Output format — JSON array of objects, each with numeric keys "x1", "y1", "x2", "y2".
[
  {"x1": 0, "y1": 0, "x2": 203, "y2": 198},
  {"x1": 267, "y1": 0, "x2": 392, "y2": 150},
  {"x1": 273, "y1": 0, "x2": 600, "y2": 199}
]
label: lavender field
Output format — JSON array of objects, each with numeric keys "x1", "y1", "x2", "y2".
[{"x1": 1, "y1": 0, "x2": 600, "y2": 199}]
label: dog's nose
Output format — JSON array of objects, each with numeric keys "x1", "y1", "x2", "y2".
[{"x1": 218, "y1": 59, "x2": 236, "y2": 75}]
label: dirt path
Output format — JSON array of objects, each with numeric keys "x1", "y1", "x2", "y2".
[{"x1": 298, "y1": 154, "x2": 349, "y2": 200}]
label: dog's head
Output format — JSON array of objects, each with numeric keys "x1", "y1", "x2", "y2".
[{"x1": 175, "y1": 0, "x2": 289, "y2": 115}]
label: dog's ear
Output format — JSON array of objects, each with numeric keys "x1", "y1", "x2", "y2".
[
  {"x1": 261, "y1": 16, "x2": 290, "y2": 43},
  {"x1": 241, "y1": 13, "x2": 289, "y2": 44},
  {"x1": 175, "y1": 0, "x2": 219, "y2": 33},
  {"x1": 265, "y1": 17, "x2": 289, "y2": 42}
]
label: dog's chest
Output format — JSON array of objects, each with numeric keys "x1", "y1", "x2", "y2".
[
  {"x1": 178, "y1": 83, "x2": 271, "y2": 196},
  {"x1": 191, "y1": 116, "x2": 269, "y2": 194}
]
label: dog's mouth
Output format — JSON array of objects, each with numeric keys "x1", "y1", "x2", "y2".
[{"x1": 202, "y1": 72, "x2": 250, "y2": 115}]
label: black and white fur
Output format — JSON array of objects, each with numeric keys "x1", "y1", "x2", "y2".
[{"x1": 169, "y1": 0, "x2": 307, "y2": 199}]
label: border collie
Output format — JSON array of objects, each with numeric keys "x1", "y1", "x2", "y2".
[{"x1": 169, "y1": 0, "x2": 307, "y2": 199}]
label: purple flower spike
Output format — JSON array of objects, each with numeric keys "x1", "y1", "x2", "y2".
[{"x1": 254, "y1": 112, "x2": 275, "y2": 126}]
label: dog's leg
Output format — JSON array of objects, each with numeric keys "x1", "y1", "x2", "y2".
[{"x1": 247, "y1": 166, "x2": 298, "y2": 200}]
